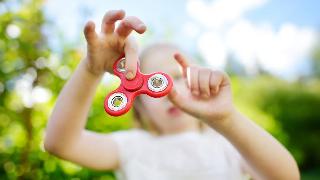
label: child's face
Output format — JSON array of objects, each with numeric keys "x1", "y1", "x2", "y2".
[{"x1": 138, "y1": 46, "x2": 199, "y2": 134}]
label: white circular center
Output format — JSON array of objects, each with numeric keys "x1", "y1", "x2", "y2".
[
  {"x1": 148, "y1": 74, "x2": 168, "y2": 92},
  {"x1": 108, "y1": 92, "x2": 127, "y2": 111}
]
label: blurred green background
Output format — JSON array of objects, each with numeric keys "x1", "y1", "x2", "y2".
[{"x1": 0, "y1": 0, "x2": 319, "y2": 179}]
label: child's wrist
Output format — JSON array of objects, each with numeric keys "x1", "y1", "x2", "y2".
[
  {"x1": 82, "y1": 57, "x2": 105, "y2": 77},
  {"x1": 80, "y1": 57, "x2": 104, "y2": 79},
  {"x1": 205, "y1": 108, "x2": 240, "y2": 132}
]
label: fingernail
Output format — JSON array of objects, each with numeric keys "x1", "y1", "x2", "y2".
[
  {"x1": 126, "y1": 71, "x2": 134, "y2": 80},
  {"x1": 138, "y1": 24, "x2": 146, "y2": 30},
  {"x1": 192, "y1": 90, "x2": 199, "y2": 96},
  {"x1": 215, "y1": 87, "x2": 219, "y2": 93},
  {"x1": 201, "y1": 93, "x2": 210, "y2": 99},
  {"x1": 211, "y1": 87, "x2": 218, "y2": 94}
]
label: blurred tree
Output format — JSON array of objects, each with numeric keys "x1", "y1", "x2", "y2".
[
  {"x1": 257, "y1": 80, "x2": 320, "y2": 172},
  {"x1": 311, "y1": 42, "x2": 320, "y2": 78},
  {"x1": 225, "y1": 54, "x2": 247, "y2": 76},
  {"x1": 0, "y1": 0, "x2": 53, "y2": 178},
  {"x1": 233, "y1": 76, "x2": 320, "y2": 179},
  {"x1": 0, "y1": 0, "x2": 129, "y2": 179}
]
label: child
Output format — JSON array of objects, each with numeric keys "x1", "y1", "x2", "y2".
[{"x1": 44, "y1": 10, "x2": 300, "y2": 180}]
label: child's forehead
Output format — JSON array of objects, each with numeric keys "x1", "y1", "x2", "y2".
[{"x1": 140, "y1": 46, "x2": 179, "y2": 74}]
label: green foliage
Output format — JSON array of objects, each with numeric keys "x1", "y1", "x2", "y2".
[
  {"x1": 256, "y1": 79, "x2": 320, "y2": 170},
  {"x1": 233, "y1": 76, "x2": 320, "y2": 178},
  {"x1": 312, "y1": 42, "x2": 320, "y2": 78},
  {"x1": 0, "y1": 0, "x2": 131, "y2": 179}
]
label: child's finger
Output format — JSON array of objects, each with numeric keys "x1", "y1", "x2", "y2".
[
  {"x1": 173, "y1": 53, "x2": 189, "y2": 78},
  {"x1": 168, "y1": 85, "x2": 200, "y2": 118},
  {"x1": 84, "y1": 21, "x2": 98, "y2": 45},
  {"x1": 209, "y1": 71, "x2": 224, "y2": 94},
  {"x1": 198, "y1": 68, "x2": 211, "y2": 98},
  {"x1": 168, "y1": 86, "x2": 189, "y2": 112},
  {"x1": 116, "y1": 16, "x2": 146, "y2": 39},
  {"x1": 188, "y1": 66, "x2": 200, "y2": 96},
  {"x1": 124, "y1": 37, "x2": 139, "y2": 80},
  {"x1": 101, "y1": 10, "x2": 125, "y2": 34}
]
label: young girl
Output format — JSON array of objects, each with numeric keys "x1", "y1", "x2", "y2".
[{"x1": 44, "y1": 10, "x2": 300, "y2": 180}]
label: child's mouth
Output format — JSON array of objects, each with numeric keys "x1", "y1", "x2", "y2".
[{"x1": 167, "y1": 107, "x2": 182, "y2": 117}]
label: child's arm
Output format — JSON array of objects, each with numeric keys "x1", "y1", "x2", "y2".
[
  {"x1": 44, "y1": 10, "x2": 146, "y2": 170},
  {"x1": 168, "y1": 53, "x2": 300, "y2": 179}
]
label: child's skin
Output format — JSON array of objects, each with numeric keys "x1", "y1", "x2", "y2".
[{"x1": 44, "y1": 10, "x2": 300, "y2": 179}]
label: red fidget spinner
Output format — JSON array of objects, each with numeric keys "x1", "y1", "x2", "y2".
[{"x1": 104, "y1": 54, "x2": 173, "y2": 116}]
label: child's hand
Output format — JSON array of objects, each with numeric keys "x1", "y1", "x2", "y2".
[
  {"x1": 168, "y1": 53, "x2": 236, "y2": 126},
  {"x1": 83, "y1": 10, "x2": 146, "y2": 79}
]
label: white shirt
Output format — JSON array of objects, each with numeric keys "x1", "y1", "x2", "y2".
[{"x1": 111, "y1": 129, "x2": 245, "y2": 180}]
